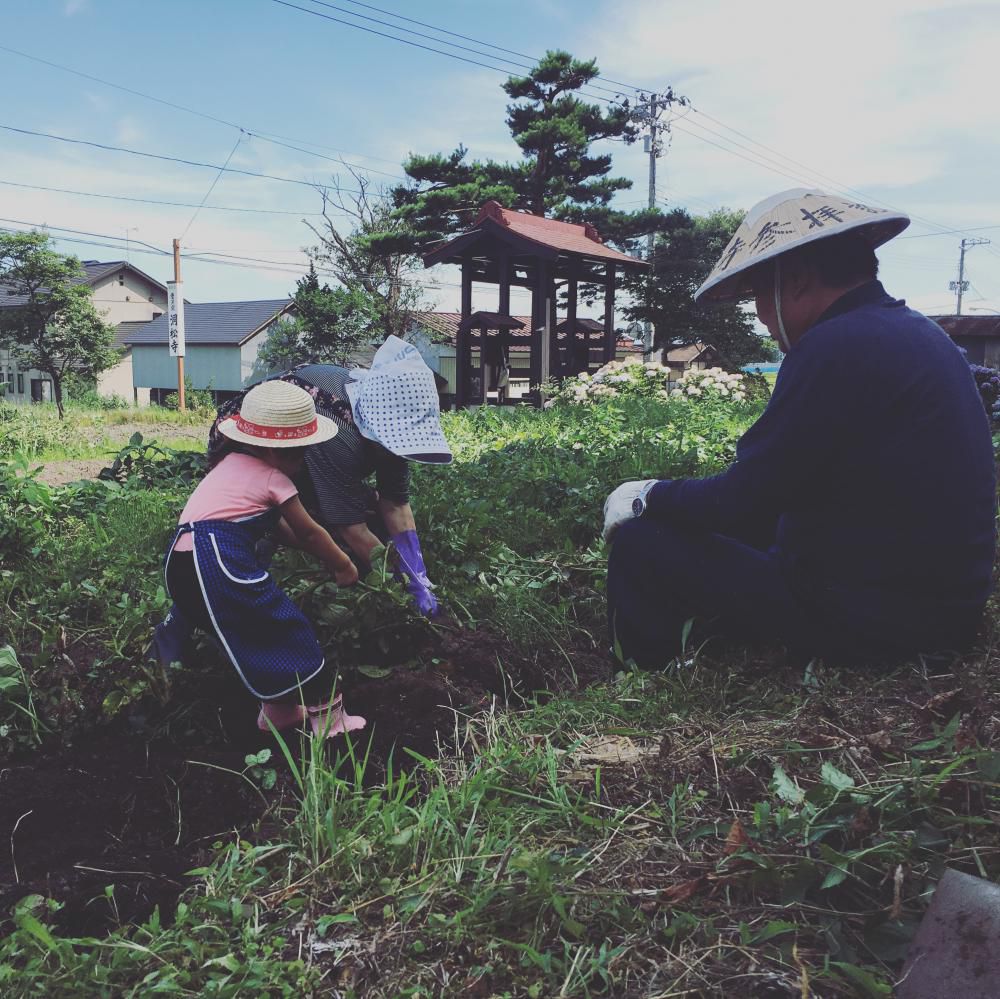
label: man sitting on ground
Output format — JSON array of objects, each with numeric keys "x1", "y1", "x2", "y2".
[{"x1": 604, "y1": 188, "x2": 996, "y2": 668}]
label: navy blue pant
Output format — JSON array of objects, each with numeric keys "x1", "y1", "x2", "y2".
[
  {"x1": 606, "y1": 516, "x2": 983, "y2": 669},
  {"x1": 606, "y1": 516, "x2": 812, "y2": 669}
]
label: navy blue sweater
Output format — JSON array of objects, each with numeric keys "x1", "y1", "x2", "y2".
[{"x1": 646, "y1": 281, "x2": 997, "y2": 648}]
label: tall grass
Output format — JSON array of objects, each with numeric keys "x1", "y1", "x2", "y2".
[{"x1": 0, "y1": 402, "x2": 210, "y2": 460}]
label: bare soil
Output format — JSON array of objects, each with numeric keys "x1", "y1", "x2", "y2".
[
  {"x1": 33, "y1": 422, "x2": 206, "y2": 487},
  {"x1": 0, "y1": 622, "x2": 610, "y2": 936}
]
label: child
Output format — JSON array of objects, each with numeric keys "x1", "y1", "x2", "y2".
[{"x1": 163, "y1": 379, "x2": 365, "y2": 737}]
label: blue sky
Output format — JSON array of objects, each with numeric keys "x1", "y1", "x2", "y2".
[{"x1": 2, "y1": 0, "x2": 998, "y2": 323}]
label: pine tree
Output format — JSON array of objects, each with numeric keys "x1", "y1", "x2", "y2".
[{"x1": 368, "y1": 51, "x2": 657, "y2": 257}]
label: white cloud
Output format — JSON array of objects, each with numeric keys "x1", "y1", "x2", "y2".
[
  {"x1": 570, "y1": 0, "x2": 1000, "y2": 311},
  {"x1": 115, "y1": 116, "x2": 146, "y2": 146},
  {"x1": 83, "y1": 91, "x2": 110, "y2": 113},
  {"x1": 5, "y1": 1, "x2": 998, "y2": 313}
]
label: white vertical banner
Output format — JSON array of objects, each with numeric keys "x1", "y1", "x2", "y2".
[{"x1": 167, "y1": 281, "x2": 185, "y2": 357}]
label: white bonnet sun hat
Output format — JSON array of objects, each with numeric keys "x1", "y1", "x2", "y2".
[
  {"x1": 345, "y1": 335, "x2": 453, "y2": 465},
  {"x1": 217, "y1": 380, "x2": 338, "y2": 448},
  {"x1": 694, "y1": 188, "x2": 910, "y2": 304}
]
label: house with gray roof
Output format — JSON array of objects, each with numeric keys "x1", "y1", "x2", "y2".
[
  {"x1": 122, "y1": 298, "x2": 295, "y2": 404},
  {"x1": 1, "y1": 259, "x2": 167, "y2": 405}
]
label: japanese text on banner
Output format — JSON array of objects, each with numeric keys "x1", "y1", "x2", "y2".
[{"x1": 167, "y1": 281, "x2": 185, "y2": 358}]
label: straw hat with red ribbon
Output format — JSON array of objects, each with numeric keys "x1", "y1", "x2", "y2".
[{"x1": 217, "y1": 380, "x2": 338, "y2": 448}]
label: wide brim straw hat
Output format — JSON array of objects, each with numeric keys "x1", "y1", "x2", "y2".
[
  {"x1": 217, "y1": 379, "x2": 338, "y2": 448},
  {"x1": 694, "y1": 188, "x2": 910, "y2": 304}
]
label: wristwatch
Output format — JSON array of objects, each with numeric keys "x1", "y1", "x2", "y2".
[{"x1": 631, "y1": 482, "x2": 655, "y2": 518}]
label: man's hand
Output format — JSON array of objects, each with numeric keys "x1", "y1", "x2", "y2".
[
  {"x1": 333, "y1": 561, "x2": 360, "y2": 588},
  {"x1": 602, "y1": 480, "x2": 658, "y2": 543}
]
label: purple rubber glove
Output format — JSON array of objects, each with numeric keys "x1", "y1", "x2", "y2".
[{"x1": 390, "y1": 529, "x2": 439, "y2": 617}]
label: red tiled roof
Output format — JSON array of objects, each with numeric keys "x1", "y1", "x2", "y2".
[{"x1": 473, "y1": 201, "x2": 646, "y2": 266}]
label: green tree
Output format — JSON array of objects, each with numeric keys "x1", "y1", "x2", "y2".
[
  {"x1": 371, "y1": 51, "x2": 659, "y2": 257},
  {"x1": 306, "y1": 166, "x2": 426, "y2": 340},
  {"x1": 256, "y1": 266, "x2": 377, "y2": 373},
  {"x1": 0, "y1": 231, "x2": 119, "y2": 417},
  {"x1": 624, "y1": 208, "x2": 777, "y2": 369}
]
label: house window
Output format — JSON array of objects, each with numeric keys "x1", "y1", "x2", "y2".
[
  {"x1": 118, "y1": 272, "x2": 125, "y2": 286},
  {"x1": 16, "y1": 373, "x2": 24, "y2": 394},
  {"x1": 5, "y1": 368, "x2": 12, "y2": 394}
]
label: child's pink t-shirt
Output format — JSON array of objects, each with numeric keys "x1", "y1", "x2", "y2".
[{"x1": 172, "y1": 451, "x2": 298, "y2": 552}]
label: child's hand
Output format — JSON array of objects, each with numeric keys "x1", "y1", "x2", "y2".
[{"x1": 334, "y1": 561, "x2": 359, "y2": 588}]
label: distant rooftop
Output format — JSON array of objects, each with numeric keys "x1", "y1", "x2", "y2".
[
  {"x1": 931, "y1": 315, "x2": 1000, "y2": 337},
  {"x1": 1, "y1": 259, "x2": 167, "y2": 310},
  {"x1": 121, "y1": 299, "x2": 293, "y2": 346}
]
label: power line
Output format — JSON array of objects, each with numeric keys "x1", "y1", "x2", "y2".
[
  {"x1": 269, "y1": 0, "x2": 618, "y2": 106},
  {"x1": 7, "y1": 12, "x2": 976, "y2": 246},
  {"x1": 0, "y1": 43, "x2": 407, "y2": 182},
  {"x1": 0, "y1": 218, "x2": 447, "y2": 289},
  {"x1": 0, "y1": 178, "x2": 328, "y2": 217},
  {"x1": 179, "y1": 133, "x2": 246, "y2": 241},
  {"x1": 300, "y1": 0, "x2": 627, "y2": 100},
  {"x1": 274, "y1": 0, "x2": 978, "y2": 241},
  {"x1": 0, "y1": 122, "x2": 370, "y2": 195},
  {"x1": 321, "y1": 0, "x2": 646, "y2": 97},
  {"x1": 899, "y1": 223, "x2": 1000, "y2": 240},
  {"x1": 0, "y1": 217, "x2": 167, "y2": 254}
]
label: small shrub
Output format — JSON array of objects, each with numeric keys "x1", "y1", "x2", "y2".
[
  {"x1": 969, "y1": 363, "x2": 1000, "y2": 423},
  {"x1": 98, "y1": 432, "x2": 207, "y2": 489},
  {"x1": 162, "y1": 376, "x2": 216, "y2": 414}
]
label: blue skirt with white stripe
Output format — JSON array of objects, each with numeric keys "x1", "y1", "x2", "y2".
[{"x1": 164, "y1": 511, "x2": 326, "y2": 700}]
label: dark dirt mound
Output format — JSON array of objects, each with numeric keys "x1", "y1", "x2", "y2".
[
  {"x1": 0, "y1": 739, "x2": 265, "y2": 936},
  {"x1": 0, "y1": 622, "x2": 610, "y2": 937}
]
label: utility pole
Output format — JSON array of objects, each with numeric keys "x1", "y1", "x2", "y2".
[
  {"x1": 168, "y1": 238, "x2": 186, "y2": 411},
  {"x1": 633, "y1": 87, "x2": 687, "y2": 359},
  {"x1": 951, "y1": 237, "x2": 991, "y2": 315},
  {"x1": 643, "y1": 94, "x2": 658, "y2": 359}
]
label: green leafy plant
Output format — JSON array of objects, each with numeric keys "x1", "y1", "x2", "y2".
[{"x1": 98, "y1": 431, "x2": 206, "y2": 488}]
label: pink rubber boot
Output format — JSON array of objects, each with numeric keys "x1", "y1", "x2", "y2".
[
  {"x1": 257, "y1": 701, "x2": 307, "y2": 732},
  {"x1": 306, "y1": 694, "x2": 367, "y2": 738}
]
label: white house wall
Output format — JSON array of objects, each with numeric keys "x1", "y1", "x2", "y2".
[
  {"x1": 93, "y1": 269, "x2": 167, "y2": 406},
  {"x1": 91, "y1": 270, "x2": 167, "y2": 325}
]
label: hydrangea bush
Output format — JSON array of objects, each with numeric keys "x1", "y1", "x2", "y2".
[
  {"x1": 546, "y1": 357, "x2": 748, "y2": 407},
  {"x1": 969, "y1": 363, "x2": 1000, "y2": 424},
  {"x1": 669, "y1": 366, "x2": 748, "y2": 403}
]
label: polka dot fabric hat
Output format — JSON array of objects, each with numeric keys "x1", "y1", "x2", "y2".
[{"x1": 345, "y1": 335, "x2": 452, "y2": 464}]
